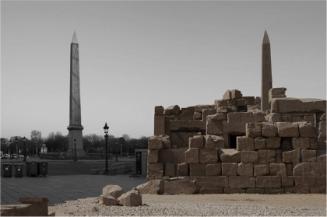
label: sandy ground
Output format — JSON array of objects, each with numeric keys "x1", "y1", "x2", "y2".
[{"x1": 49, "y1": 194, "x2": 326, "y2": 216}]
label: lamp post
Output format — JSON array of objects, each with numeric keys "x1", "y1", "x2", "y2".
[
  {"x1": 103, "y1": 122, "x2": 109, "y2": 174},
  {"x1": 23, "y1": 137, "x2": 27, "y2": 162}
]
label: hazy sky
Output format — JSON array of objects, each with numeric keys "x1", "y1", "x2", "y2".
[{"x1": 1, "y1": 0, "x2": 326, "y2": 139}]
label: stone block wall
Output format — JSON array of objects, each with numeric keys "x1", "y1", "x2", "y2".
[{"x1": 148, "y1": 89, "x2": 326, "y2": 194}]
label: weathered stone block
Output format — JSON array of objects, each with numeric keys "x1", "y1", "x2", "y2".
[
  {"x1": 269, "y1": 163, "x2": 287, "y2": 176},
  {"x1": 164, "y1": 105, "x2": 180, "y2": 115},
  {"x1": 257, "y1": 150, "x2": 276, "y2": 163},
  {"x1": 136, "y1": 179, "x2": 163, "y2": 194},
  {"x1": 161, "y1": 136, "x2": 171, "y2": 149},
  {"x1": 159, "y1": 149, "x2": 186, "y2": 163},
  {"x1": 189, "y1": 135, "x2": 204, "y2": 148},
  {"x1": 246, "y1": 123, "x2": 262, "y2": 137},
  {"x1": 281, "y1": 176, "x2": 294, "y2": 187},
  {"x1": 205, "y1": 163, "x2": 221, "y2": 176},
  {"x1": 199, "y1": 149, "x2": 218, "y2": 164},
  {"x1": 294, "y1": 176, "x2": 315, "y2": 187},
  {"x1": 237, "y1": 163, "x2": 253, "y2": 176},
  {"x1": 285, "y1": 163, "x2": 293, "y2": 176},
  {"x1": 253, "y1": 111, "x2": 266, "y2": 122},
  {"x1": 292, "y1": 137, "x2": 310, "y2": 149},
  {"x1": 301, "y1": 149, "x2": 316, "y2": 162},
  {"x1": 256, "y1": 176, "x2": 281, "y2": 188},
  {"x1": 222, "y1": 163, "x2": 237, "y2": 176},
  {"x1": 189, "y1": 163, "x2": 205, "y2": 176},
  {"x1": 163, "y1": 178, "x2": 197, "y2": 194},
  {"x1": 241, "y1": 151, "x2": 258, "y2": 163},
  {"x1": 164, "y1": 163, "x2": 176, "y2": 177},
  {"x1": 298, "y1": 122, "x2": 316, "y2": 137},
  {"x1": 282, "y1": 149, "x2": 300, "y2": 164},
  {"x1": 236, "y1": 136, "x2": 254, "y2": 151},
  {"x1": 148, "y1": 136, "x2": 163, "y2": 149},
  {"x1": 148, "y1": 150, "x2": 159, "y2": 163},
  {"x1": 147, "y1": 163, "x2": 163, "y2": 178},
  {"x1": 276, "y1": 122, "x2": 299, "y2": 137},
  {"x1": 206, "y1": 114, "x2": 225, "y2": 135},
  {"x1": 193, "y1": 111, "x2": 202, "y2": 120},
  {"x1": 177, "y1": 162, "x2": 189, "y2": 176},
  {"x1": 205, "y1": 135, "x2": 224, "y2": 149},
  {"x1": 185, "y1": 148, "x2": 199, "y2": 163},
  {"x1": 293, "y1": 162, "x2": 316, "y2": 176},
  {"x1": 266, "y1": 113, "x2": 281, "y2": 122},
  {"x1": 254, "y1": 137, "x2": 266, "y2": 150},
  {"x1": 195, "y1": 177, "x2": 228, "y2": 192},
  {"x1": 229, "y1": 176, "x2": 255, "y2": 188},
  {"x1": 266, "y1": 137, "x2": 280, "y2": 149},
  {"x1": 220, "y1": 149, "x2": 241, "y2": 163},
  {"x1": 170, "y1": 132, "x2": 195, "y2": 148},
  {"x1": 254, "y1": 164, "x2": 269, "y2": 176}
]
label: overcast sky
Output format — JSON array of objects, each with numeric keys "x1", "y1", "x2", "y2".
[{"x1": 1, "y1": 0, "x2": 325, "y2": 139}]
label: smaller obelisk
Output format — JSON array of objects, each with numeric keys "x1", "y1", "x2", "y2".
[
  {"x1": 261, "y1": 30, "x2": 272, "y2": 111},
  {"x1": 67, "y1": 31, "x2": 85, "y2": 159}
]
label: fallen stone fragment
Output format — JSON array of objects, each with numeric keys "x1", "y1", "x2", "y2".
[{"x1": 118, "y1": 189, "x2": 142, "y2": 206}]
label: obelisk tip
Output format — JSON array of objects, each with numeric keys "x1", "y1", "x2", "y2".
[
  {"x1": 72, "y1": 31, "x2": 78, "y2": 43},
  {"x1": 263, "y1": 30, "x2": 270, "y2": 44}
]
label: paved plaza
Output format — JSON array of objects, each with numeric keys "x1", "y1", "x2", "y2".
[{"x1": 1, "y1": 175, "x2": 145, "y2": 205}]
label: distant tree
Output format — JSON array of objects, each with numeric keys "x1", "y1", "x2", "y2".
[
  {"x1": 83, "y1": 134, "x2": 104, "y2": 153},
  {"x1": 30, "y1": 130, "x2": 42, "y2": 155},
  {"x1": 45, "y1": 132, "x2": 68, "y2": 152},
  {"x1": 0, "y1": 138, "x2": 9, "y2": 153}
]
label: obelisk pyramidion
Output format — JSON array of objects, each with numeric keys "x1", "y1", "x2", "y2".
[
  {"x1": 67, "y1": 31, "x2": 85, "y2": 158},
  {"x1": 261, "y1": 30, "x2": 273, "y2": 112}
]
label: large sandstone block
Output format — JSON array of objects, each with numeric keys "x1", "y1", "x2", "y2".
[
  {"x1": 189, "y1": 135, "x2": 204, "y2": 148},
  {"x1": 159, "y1": 149, "x2": 186, "y2": 163},
  {"x1": 206, "y1": 114, "x2": 225, "y2": 135},
  {"x1": 257, "y1": 150, "x2": 276, "y2": 163},
  {"x1": 177, "y1": 162, "x2": 189, "y2": 176},
  {"x1": 254, "y1": 137, "x2": 266, "y2": 150},
  {"x1": 223, "y1": 89, "x2": 242, "y2": 100},
  {"x1": 102, "y1": 185, "x2": 123, "y2": 199},
  {"x1": 253, "y1": 111, "x2": 266, "y2": 122},
  {"x1": 170, "y1": 120, "x2": 206, "y2": 132},
  {"x1": 200, "y1": 149, "x2": 218, "y2": 164},
  {"x1": 240, "y1": 151, "x2": 258, "y2": 163},
  {"x1": 254, "y1": 164, "x2": 269, "y2": 176},
  {"x1": 292, "y1": 138, "x2": 310, "y2": 149},
  {"x1": 246, "y1": 123, "x2": 262, "y2": 137},
  {"x1": 269, "y1": 163, "x2": 287, "y2": 176},
  {"x1": 118, "y1": 189, "x2": 142, "y2": 206},
  {"x1": 229, "y1": 176, "x2": 255, "y2": 188},
  {"x1": 185, "y1": 148, "x2": 199, "y2": 163},
  {"x1": 293, "y1": 162, "x2": 316, "y2": 176},
  {"x1": 256, "y1": 176, "x2": 281, "y2": 188},
  {"x1": 220, "y1": 149, "x2": 241, "y2": 163},
  {"x1": 164, "y1": 163, "x2": 176, "y2": 177},
  {"x1": 189, "y1": 163, "x2": 205, "y2": 176},
  {"x1": 222, "y1": 163, "x2": 237, "y2": 176},
  {"x1": 281, "y1": 176, "x2": 294, "y2": 187},
  {"x1": 148, "y1": 136, "x2": 163, "y2": 150},
  {"x1": 271, "y1": 98, "x2": 326, "y2": 113},
  {"x1": 101, "y1": 195, "x2": 118, "y2": 206},
  {"x1": 148, "y1": 150, "x2": 158, "y2": 163},
  {"x1": 266, "y1": 113, "x2": 281, "y2": 122},
  {"x1": 136, "y1": 179, "x2": 163, "y2": 194},
  {"x1": 237, "y1": 163, "x2": 253, "y2": 176},
  {"x1": 195, "y1": 176, "x2": 228, "y2": 188},
  {"x1": 163, "y1": 178, "x2": 197, "y2": 194},
  {"x1": 205, "y1": 135, "x2": 224, "y2": 149},
  {"x1": 205, "y1": 163, "x2": 221, "y2": 176},
  {"x1": 298, "y1": 122, "x2": 316, "y2": 137},
  {"x1": 236, "y1": 136, "x2": 254, "y2": 151},
  {"x1": 266, "y1": 137, "x2": 281, "y2": 149},
  {"x1": 276, "y1": 122, "x2": 299, "y2": 137},
  {"x1": 301, "y1": 149, "x2": 316, "y2": 162},
  {"x1": 170, "y1": 132, "x2": 195, "y2": 148},
  {"x1": 147, "y1": 163, "x2": 163, "y2": 178},
  {"x1": 294, "y1": 176, "x2": 316, "y2": 187},
  {"x1": 164, "y1": 105, "x2": 180, "y2": 115},
  {"x1": 179, "y1": 107, "x2": 195, "y2": 120},
  {"x1": 282, "y1": 149, "x2": 300, "y2": 164}
]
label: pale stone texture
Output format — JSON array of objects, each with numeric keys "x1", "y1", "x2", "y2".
[
  {"x1": 199, "y1": 149, "x2": 218, "y2": 164},
  {"x1": 102, "y1": 185, "x2": 123, "y2": 199},
  {"x1": 276, "y1": 122, "x2": 299, "y2": 137},
  {"x1": 254, "y1": 164, "x2": 269, "y2": 176},
  {"x1": 262, "y1": 122, "x2": 278, "y2": 137},
  {"x1": 136, "y1": 180, "x2": 163, "y2": 194},
  {"x1": 118, "y1": 189, "x2": 142, "y2": 206},
  {"x1": 241, "y1": 151, "x2": 258, "y2": 163},
  {"x1": 236, "y1": 137, "x2": 254, "y2": 151},
  {"x1": 254, "y1": 137, "x2": 266, "y2": 150},
  {"x1": 189, "y1": 135, "x2": 204, "y2": 148},
  {"x1": 237, "y1": 163, "x2": 253, "y2": 176},
  {"x1": 205, "y1": 135, "x2": 224, "y2": 149}
]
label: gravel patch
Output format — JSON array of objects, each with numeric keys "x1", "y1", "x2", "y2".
[{"x1": 49, "y1": 194, "x2": 326, "y2": 216}]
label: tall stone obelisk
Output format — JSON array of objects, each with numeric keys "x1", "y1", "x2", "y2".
[
  {"x1": 261, "y1": 30, "x2": 272, "y2": 112},
  {"x1": 67, "y1": 32, "x2": 85, "y2": 158}
]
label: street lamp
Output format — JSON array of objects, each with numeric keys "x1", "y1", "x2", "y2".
[
  {"x1": 103, "y1": 122, "x2": 109, "y2": 174},
  {"x1": 23, "y1": 137, "x2": 27, "y2": 162}
]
